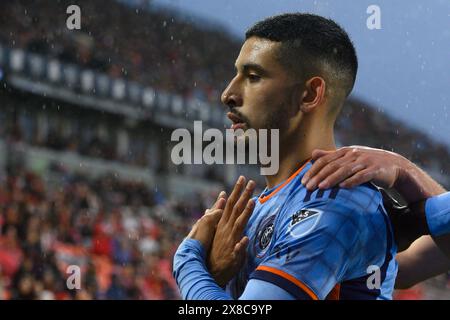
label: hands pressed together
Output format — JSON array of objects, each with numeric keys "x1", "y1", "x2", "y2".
[{"x1": 187, "y1": 176, "x2": 257, "y2": 287}]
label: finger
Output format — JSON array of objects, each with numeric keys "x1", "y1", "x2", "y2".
[
  {"x1": 302, "y1": 149, "x2": 346, "y2": 185},
  {"x1": 233, "y1": 236, "x2": 249, "y2": 261},
  {"x1": 339, "y1": 169, "x2": 376, "y2": 188},
  {"x1": 317, "y1": 163, "x2": 366, "y2": 189},
  {"x1": 305, "y1": 154, "x2": 354, "y2": 190},
  {"x1": 202, "y1": 208, "x2": 224, "y2": 226},
  {"x1": 188, "y1": 209, "x2": 222, "y2": 239},
  {"x1": 233, "y1": 199, "x2": 255, "y2": 237},
  {"x1": 223, "y1": 176, "x2": 246, "y2": 222},
  {"x1": 211, "y1": 191, "x2": 227, "y2": 210},
  {"x1": 311, "y1": 149, "x2": 332, "y2": 160},
  {"x1": 230, "y1": 180, "x2": 255, "y2": 222},
  {"x1": 206, "y1": 198, "x2": 226, "y2": 215}
]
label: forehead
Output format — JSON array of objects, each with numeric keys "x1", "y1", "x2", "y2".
[{"x1": 235, "y1": 37, "x2": 282, "y2": 69}]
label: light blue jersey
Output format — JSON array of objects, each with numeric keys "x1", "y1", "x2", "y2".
[{"x1": 226, "y1": 160, "x2": 398, "y2": 300}]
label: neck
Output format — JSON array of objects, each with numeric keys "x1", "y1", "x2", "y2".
[{"x1": 264, "y1": 121, "x2": 336, "y2": 189}]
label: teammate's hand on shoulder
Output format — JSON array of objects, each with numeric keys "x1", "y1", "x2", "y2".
[
  {"x1": 208, "y1": 176, "x2": 256, "y2": 288},
  {"x1": 302, "y1": 146, "x2": 406, "y2": 190}
]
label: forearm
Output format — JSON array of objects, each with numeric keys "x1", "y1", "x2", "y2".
[
  {"x1": 173, "y1": 238, "x2": 233, "y2": 300},
  {"x1": 433, "y1": 233, "x2": 450, "y2": 259},
  {"x1": 395, "y1": 235, "x2": 450, "y2": 289},
  {"x1": 395, "y1": 193, "x2": 450, "y2": 288},
  {"x1": 393, "y1": 192, "x2": 450, "y2": 252},
  {"x1": 394, "y1": 156, "x2": 446, "y2": 203}
]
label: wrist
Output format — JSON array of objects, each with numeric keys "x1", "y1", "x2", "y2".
[
  {"x1": 208, "y1": 260, "x2": 229, "y2": 289},
  {"x1": 393, "y1": 155, "x2": 430, "y2": 203},
  {"x1": 181, "y1": 238, "x2": 207, "y2": 260},
  {"x1": 393, "y1": 155, "x2": 414, "y2": 190}
]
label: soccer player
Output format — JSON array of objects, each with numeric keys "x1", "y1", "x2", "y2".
[
  {"x1": 173, "y1": 13, "x2": 398, "y2": 300},
  {"x1": 301, "y1": 146, "x2": 450, "y2": 289}
]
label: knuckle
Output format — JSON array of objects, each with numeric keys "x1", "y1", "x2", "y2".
[
  {"x1": 359, "y1": 153, "x2": 370, "y2": 162},
  {"x1": 371, "y1": 164, "x2": 381, "y2": 173},
  {"x1": 342, "y1": 165, "x2": 353, "y2": 175},
  {"x1": 341, "y1": 146, "x2": 351, "y2": 153},
  {"x1": 350, "y1": 163, "x2": 363, "y2": 173},
  {"x1": 203, "y1": 215, "x2": 213, "y2": 223},
  {"x1": 233, "y1": 198, "x2": 242, "y2": 208},
  {"x1": 315, "y1": 157, "x2": 325, "y2": 166},
  {"x1": 198, "y1": 216, "x2": 209, "y2": 225},
  {"x1": 328, "y1": 162, "x2": 339, "y2": 171},
  {"x1": 362, "y1": 170, "x2": 373, "y2": 180},
  {"x1": 204, "y1": 211, "x2": 220, "y2": 222},
  {"x1": 352, "y1": 149, "x2": 361, "y2": 157}
]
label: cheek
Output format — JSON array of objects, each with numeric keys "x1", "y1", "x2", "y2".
[
  {"x1": 252, "y1": 90, "x2": 286, "y2": 127},
  {"x1": 241, "y1": 80, "x2": 290, "y2": 128}
]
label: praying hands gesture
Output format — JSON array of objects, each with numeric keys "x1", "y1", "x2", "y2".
[{"x1": 186, "y1": 176, "x2": 256, "y2": 288}]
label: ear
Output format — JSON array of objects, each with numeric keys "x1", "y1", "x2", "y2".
[{"x1": 300, "y1": 77, "x2": 326, "y2": 113}]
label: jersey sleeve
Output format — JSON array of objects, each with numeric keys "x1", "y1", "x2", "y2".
[
  {"x1": 239, "y1": 279, "x2": 296, "y2": 300},
  {"x1": 426, "y1": 192, "x2": 450, "y2": 237},
  {"x1": 249, "y1": 198, "x2": 364, "y2": 300}
]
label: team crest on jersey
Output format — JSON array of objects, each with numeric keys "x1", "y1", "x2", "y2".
[
  {"x1": 288, "y1": 208, "x2": 322, "y2": 238},
  {"x1": 254, "y1": 215, "x2": 276, "y2": 257}
]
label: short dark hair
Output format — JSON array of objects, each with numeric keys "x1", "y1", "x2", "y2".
[{"x1": 245, "y1": 13, "x2": 358, "y2": 98}]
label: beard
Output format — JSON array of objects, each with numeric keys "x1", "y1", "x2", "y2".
[
  {"x1": 263, "y1": 98, "x2": 292, "y2": 133},
  {"x1": 228, "y1": 100, "x2": 291, "y2": 165}
]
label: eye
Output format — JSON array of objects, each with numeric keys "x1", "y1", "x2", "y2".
[{"x1": 248, "y1": 74, "x2": 261, "y2": 83}]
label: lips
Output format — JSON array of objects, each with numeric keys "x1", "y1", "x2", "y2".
[{"x1": 227, "y1": 112, "x2": 246, "y2": 130}]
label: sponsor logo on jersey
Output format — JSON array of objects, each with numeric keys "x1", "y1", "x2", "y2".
[
  {"x1": 291, "y1": 209, "x2": 320, "y2": 226},
  {"x1": 288, "y1": 208, "x2": 322, "y2": 238}
]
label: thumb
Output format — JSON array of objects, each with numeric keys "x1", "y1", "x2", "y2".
[
  {"x1": 204, "y1": 208, "x2": 224, "y2": 226},
  {"x1": 212, "y1": 191, "x2": 227, "y2": 210}
]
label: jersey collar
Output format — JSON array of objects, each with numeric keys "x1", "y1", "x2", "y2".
[{"x1": 258, "y1": 158, "x2": 311, "y2": 204}]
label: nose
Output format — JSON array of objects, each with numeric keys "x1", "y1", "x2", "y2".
[{"x1": 221, "y1": 78, "x2": 243, "y2": 110}]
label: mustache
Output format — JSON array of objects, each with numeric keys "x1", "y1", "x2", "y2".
[{"x1": 230, "y1": 109, "x2": 250, "y2": 125}]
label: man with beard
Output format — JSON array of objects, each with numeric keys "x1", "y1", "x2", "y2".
[{"x1": 173, "y1": 13, "x2": 398, "y2": 300}]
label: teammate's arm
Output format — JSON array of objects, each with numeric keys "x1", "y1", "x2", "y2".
[
  {"x1": 301, "y1": 146, "x2": 446, "y2": 202},
  {"x1": 394, "y1": 192, "x2": 450, "y2": 288},
  {"x1": 302, "y1": 146, "x2": 450, "y2": 288},
  {"x1": 395, "y1": 234, "x2": 450, "y2": 289}
]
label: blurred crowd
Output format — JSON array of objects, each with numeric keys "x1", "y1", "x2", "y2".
[
  {"x1": 336, "y1": 99, "x2": 450, "y2": 184},
  {"x1": 0, "y1": 0, "x2": 240, "y2": 103},
  {"x1": 0, "y1": 89, "x2": 229, "y2": 183},
  {"x1": 0, "y1": 95, "x2": 153, "y2": 169},
  {"x1": 0, "y1": 162, "x2": 218, "y2": 299}
]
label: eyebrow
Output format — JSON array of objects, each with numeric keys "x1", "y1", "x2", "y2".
[{"x1": 235, "y1": 63, "x2": 268, "y2": 76}]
